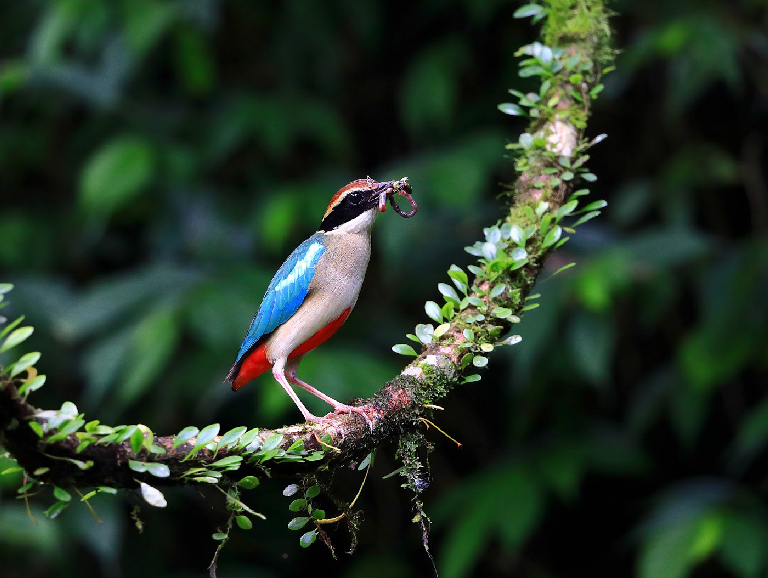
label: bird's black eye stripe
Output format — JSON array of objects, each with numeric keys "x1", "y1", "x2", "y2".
[
  {"x1": 347, "y1": 191, "x2": 365, "y2": 205},
  {"x1": 319, "y1": 189, "x2": 375, "y2": 231}
]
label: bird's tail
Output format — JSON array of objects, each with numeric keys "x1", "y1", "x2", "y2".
[{"x1": 226, "y1": 342, "x2": 271, "y2": 391}]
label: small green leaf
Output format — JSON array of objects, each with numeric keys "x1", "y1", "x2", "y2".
[
  {"x1": 542, "y1": 225, "x2": 563, "y2": 249},
  {"x1": 18, "y1": 375, "x2": 46, "y2": 396},
  {"x1": 556, "y1": 200, "x2": 579, "y2": 219},
  {"x1": 238, "y1": 476, "x2": 260, "y2": 490},
  {"x1": 106, "y1": 425, "x2": 133, "y2": 444},
  {"x1": 211, "y1": 455, "x2": 243, "y2": 468},
  {"x1": 462, "y1": 374, "x2": 482, "y2": 384},
  {"x1": 261, "y1": 434, "x2": 284, "y2": 452},
  {"x1": 283, "y1": 484, "x2": 299, "y2": 497},
  {"x1": 480, "y1": 343, "x2": 495, "y2": 352},
  {"x1": 473, "y1": 356, "x2": 489, "y2": 368},
  {"x1": 502, "y1": 335, "x2": 523, "y2": 346},
  {"x1": 145, "y1": 463, "x2": 170, "y2": 478},
  {"x1": 447, "y1": 265, "x2": 468, "y2": 286},
  {"x1": 483, "y1": 226, "x2": 501, "y2": 240},
  {"x1": 306, "y1": 485, "x2": 321, "y2": 498},
  {"x1": 130, "y1": 427, "x2": 144, "y2": 455},
  {"x1": 236, "y1": 428, "x2": 260, "y2": 451},
  {"x1": 481, "y1": 242, "x2": 497, "y2": 260},
  {"x1": 490, "y1": 284, "x2": 506, "y2": 298},
  {"x1": 425, "y1": 301, "x2": 443, "y2": 323},
  {"x1": 467, "y1": 265, "x2": 484, "y2": 277},
  {"x1": 44, "y1": 501, "x2": 69, "y2": 519},
  {"x1": 493, "y1": 307, "x2": 513, "y2": 318},
  {"x1": 1, "y1": 326, "x2": 33, "y2": 353},
  {"x1": 468, "y1": 296, "x2": 483, "y2": 308},
  {"x1": 358, "y1": 452, "x2": 374, "y2": 470},
  {"x1": 392, "y1": 344, "x2": 418, "y2": 356},
  {"x1": 9, "y1": 352, "x2": 40, "y2": 378},
  {"x1": 433, "y1": 323, "x2": 451, "y2": 338},
  {"x1": 582, "y1": 172, "x2": 597, "y2": 182},
  {"x1": 287, "y1": 439, "x2": 305, "y2": 453},
  {"x1": 540, "y1": 213, "x2": 553, "y2": 236},
  {"x1": 513, "y1": 4, "x2": 544, "y2": 19},
  {"x1": 312, "y1": 509, "x2": 326, "y2": 520},
  {"x1": 217, "y1": 426, "x2": 247, "y2": 449},
  {"x1": 172, "y1": 426, "x2": 198, "y2": 450},
  {"x1": 288, "y1": 517, "x2": 310, "y2": 530},
  {"x1": 300, "y1": 530, "x2": 317, "y2": 548},
  {"x1": 0, "y1": 283, "x2": 13, "y2": 294},
  {"x1": 498, "y1": 102, "x2": 525, "y2": 116},
  {"x1": 289, "y1": 499, "x2": 308, "y2": 512},
  {"x1": 128, "y1": 460, "x2": 147, "y2": 473},
  {"x1": 438, "y1": 283, "x2": 461, "y2": 304},
  {"x1": 415, "y1": 324, "x2": 434, "y2": 345},
  {"x1": 212, "y1": 533, "x2": 228, "y2": 541},
  {"x1": 572, "y1": 211, "x2": 601, "y2": 227},
  {"x1": 28, "y1": 422, "x2": 44, "y2": 437},
  {"x1": 509, "y1": 225, "x2": 525, "y2": 246},
  {"x1": 53, "y1": 486, "x2": 72, "y2": 502},
  {"x1": 193, "y1": 476, "x2": 219, "y2": 484},
  {"x1": 60, "y1": 401, "x2": 78, "y2": 417},
  {"x1": 140, "y1": 482, "x2": 167, "y2": 507},
  {"x1": 511, "y1": 248, "x2": 528, "y2": 261},
  {"x1": 578, "y1": 199, "x2": 608, "y2": 212},
  {"x1": 236, "y1": 515, "x2": 253, "y2": 530},
  {"x1": 548, "y1": 262, "x2": 576, "y2": 278},
  {"x1": 0, "y1": 316, "x2": 24, "y2": 342},
  {"x1": 194, "y1": 423, "x2": 220, "y2": 450}
]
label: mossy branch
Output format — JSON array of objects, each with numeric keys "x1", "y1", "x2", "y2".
[{"x1": 0, "y1": 0, "x2": 613, "y2": 512}]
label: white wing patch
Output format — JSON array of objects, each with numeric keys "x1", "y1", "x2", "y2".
[{"x1": 274, "y1": 242, "x2": 324, "y2": 293}]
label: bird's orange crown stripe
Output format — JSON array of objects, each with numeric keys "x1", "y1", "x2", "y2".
[{"x1": 323, "y1": 179, "x2": 373, "y2": 219}]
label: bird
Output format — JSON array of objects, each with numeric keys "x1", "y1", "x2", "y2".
[{"x1": 226, "y1": 177, "x2": 416, "y2": 424}]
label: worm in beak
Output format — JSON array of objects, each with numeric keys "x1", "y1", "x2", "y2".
[{"x1": 377, "y1": 177, "x2": 417, "y2": 217}]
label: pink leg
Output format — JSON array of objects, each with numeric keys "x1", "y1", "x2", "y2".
[
  {"x1": 285, "y1": 356, "x2": 373, "y2": 429},
  {"x1": 272, "y1": 359, "x2": 336, "y2": 425}
]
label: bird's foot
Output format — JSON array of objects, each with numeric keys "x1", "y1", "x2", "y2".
[
  {"x1": 327, "y1": 404, "x2": 374, "y2": 431},
  {"x1": 305, "y1": 414, "x2": 339, "y2": 427}
]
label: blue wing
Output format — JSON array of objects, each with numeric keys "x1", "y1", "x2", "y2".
[{"x1": 234, "y1": 233, "x2": 326, "y2": 364}]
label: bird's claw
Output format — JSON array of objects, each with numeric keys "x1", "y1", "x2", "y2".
[{"x1": 327, "y1": 404, "x2": 374, "y2": 431}]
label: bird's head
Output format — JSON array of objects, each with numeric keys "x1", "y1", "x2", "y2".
[{"x1": 319, "y1": 177, "x2": 416, "y2": 233}]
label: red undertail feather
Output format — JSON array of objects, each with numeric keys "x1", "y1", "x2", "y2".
[
  {"x1": 230, "y1": 342, "x2": 270, "y2": 391},
  {"x1": 230, "y1": 307, "x2": 352, "y2": 391}
]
